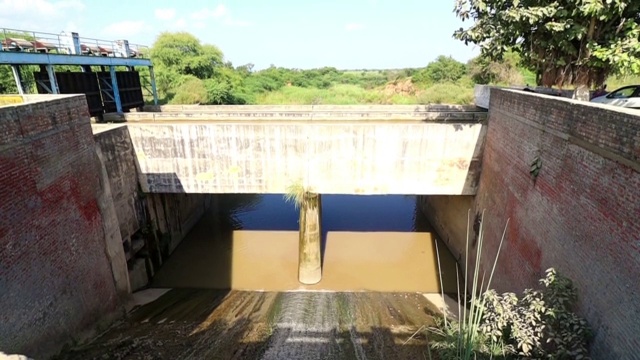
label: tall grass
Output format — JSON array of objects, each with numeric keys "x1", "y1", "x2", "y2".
[
  {"x1": 429, "y1": 210, "x2": 509, "y2": 359},
  {"x1": 255, "y1": 83, "x2": 475, "y2": 105},
  {"x1": 417, "y1": 83, "x2": 475, "y2": 105},
  {"x1": 605, "y1": 75, "x2": 640, "y2": 89}
]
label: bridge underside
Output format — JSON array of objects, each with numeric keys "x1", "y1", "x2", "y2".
[{"x1": 94, "y1": 105, "x2": 487, "y2": 195}]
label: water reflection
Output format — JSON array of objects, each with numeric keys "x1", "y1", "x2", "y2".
[
  {"x1": 218, "y1": 194, "x2": 432, "y2": 233},
  {"x1": 152, "y1": 194, "x2": 458, "y2": 293}
]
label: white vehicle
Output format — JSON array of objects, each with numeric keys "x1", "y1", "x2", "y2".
[{"x1": 590, "y1": 85, "x2": 640, "y2": 109}]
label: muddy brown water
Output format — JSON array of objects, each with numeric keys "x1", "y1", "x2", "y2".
[{"x1": 56, "y1": 195, "x2": 460, "y2": 359}]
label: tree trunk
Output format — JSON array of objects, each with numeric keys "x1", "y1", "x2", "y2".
[{"x1": 298, "y1": 192, "x2": 322, "y2": 284}]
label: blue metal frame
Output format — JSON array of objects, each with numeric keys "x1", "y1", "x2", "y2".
[
  {"x1": 149, "y1": 66, "x2": 158, "y2": 105},
  {"x1": 0, "y1": 51, "x2": 152, "y2": 67},
  {"x1": 109, "y1": 66, "x2": 123, "y2": 113}
]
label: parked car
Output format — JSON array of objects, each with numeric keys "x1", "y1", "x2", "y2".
[{"x1": 590, "y1": 85, "x2": 640, "y2": 109}]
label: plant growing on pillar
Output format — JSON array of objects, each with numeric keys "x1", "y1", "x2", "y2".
[{"x1": 283, "y1": 180, "x2": 306, "y2": 209}]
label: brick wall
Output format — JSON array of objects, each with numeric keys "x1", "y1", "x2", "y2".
[
  {"x1": 0, "y1": 96, "x2": 123, "y2": 358},
  {"x1": 475, "y1": 89, "x2": 640, "y2": 358}
]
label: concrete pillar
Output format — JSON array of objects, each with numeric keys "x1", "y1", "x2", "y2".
[{"x1": 298, "y1": 192, "x2": 322, "y2": 284}]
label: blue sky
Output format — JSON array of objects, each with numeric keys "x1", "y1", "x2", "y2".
[{"x1": 0, "y1": 0, "x2": 480, "y2": 70}]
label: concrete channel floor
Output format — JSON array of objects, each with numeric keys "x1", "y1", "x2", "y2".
[{"x1": 54, "y1": 289, "x2": 448, "y2": 360}]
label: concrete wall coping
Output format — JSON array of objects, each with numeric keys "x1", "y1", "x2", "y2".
[
  {"x1": 104, "y1": 110, "x2": 488, "y2": 123},
  {"x1": 141, "y1": 104, "x2": 483, "y2": 112},
  {"x1": 0, "y1": 94, "x2": 84, "y2": 110}
]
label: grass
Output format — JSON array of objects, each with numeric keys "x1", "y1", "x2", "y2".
[
  {"x1": 427, "y1": 210, "x2": 510, "y2": 360},
  {"x1": 255, "y1": 83, "x2": 475, "y2": 105},
  {"x1": 256, "y1": 84, "x2": 385, "y2": 105},
  {"x1": 283, "y1": 180, "x2": 306, "y2": 209},
  {"x1": 605, "y1": 74, "x2": 640, "y2": 89}
]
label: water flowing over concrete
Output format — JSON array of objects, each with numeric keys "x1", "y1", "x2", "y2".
[{"x1": 55, "y1": 290, "x2": 440, "y2": 360}]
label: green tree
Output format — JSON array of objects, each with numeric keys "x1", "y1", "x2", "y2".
[
  {"x1": 454, "y1": 0, "x2": 640, "y2": 99},
  {"x1": 468, "y1": 52, "x2": 525, "y2": 85},
  {"x1": 150, "y1": 32, "x2": 224, "y2": 80},
  {"x1": 414, "y1": 55, "x2": 468, "y2": 84}
]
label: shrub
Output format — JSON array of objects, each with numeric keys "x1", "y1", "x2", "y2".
[
  {"x1": 427, "y1": 211, "x2": 591, "y2": 360},
  {"x1": 480, "y1": 269, "x2": 591, "y2": 359},
  {"x1": 169, "y1": 76, "x2": 208, "y2": 104},
  {"x1": 417, "y1": 83, "x2": 474, "y2": 105}
]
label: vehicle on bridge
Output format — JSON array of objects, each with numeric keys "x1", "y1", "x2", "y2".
[{"x1": 590, "y1": 84, "x2": 640, "y2": 109}]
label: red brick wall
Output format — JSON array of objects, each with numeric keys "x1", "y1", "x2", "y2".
[
  {"x1": 475, "y1": 89, "x2": 640, "y2": 358},
  {"x1": 0, "y1": 96, "x2": 121, "y2": 358}
]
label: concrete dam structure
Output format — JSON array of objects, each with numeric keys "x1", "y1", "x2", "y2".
[
  {"x1": 1, "y1": 89, "x2": 639, "y2": 359},
  {"x1": 97, "y1": 105, "x2": 487, "y2": 195}
]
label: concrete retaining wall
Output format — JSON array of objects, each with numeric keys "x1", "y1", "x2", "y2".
[
  {"x1": 93, "y1": 125, "x2": 212, "y2": 292},
  {"x1": 126, "y1": 122, "x2": 486, "y2": 195},
  {"x1": 425, "y1": 89, "x2": 640, "y2": 358},
  {"x1": 0, "y1": 95, "x2": 126, "y2": 359}
]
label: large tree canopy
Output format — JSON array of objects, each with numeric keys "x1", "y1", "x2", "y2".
[
  {"x1": 150, "y1": 32, "x2": 224, "y2": 79},
  {"x1": 453, "y1": 0, "x2": 640, "y2": 93}
]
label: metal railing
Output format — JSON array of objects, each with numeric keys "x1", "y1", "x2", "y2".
[{"x1": 0, "y1": 27, "x2": 149, "y2": 58}]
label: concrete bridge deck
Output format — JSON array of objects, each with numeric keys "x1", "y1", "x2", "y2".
[{"x1": 94, "y1": 105, "x2": 487, "y2": 195}]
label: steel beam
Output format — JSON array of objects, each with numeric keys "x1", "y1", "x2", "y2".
[
  {"x1": 0, "y1": 51, "x2": 152, "y2": 67},
  {"x1": 11, "y1": 65, "x2": 24, "y2": 94},
  {"x1": 109, "y1": 66, "x2": 123, "y2": 113},
  {"x1": 149, "y1": 66, "x2": 158, "y2": 105},
  {"x1": 45, "y1": 64, "x2": 59, "y2": 94}
]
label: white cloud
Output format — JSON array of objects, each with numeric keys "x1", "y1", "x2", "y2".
[
  {"x1": 190, "y1": 4, "x2": 251, "y2": 27},
  {"x1": 101, "y1": 20, "x2": 149, "y2": 38},
  {"x1": 345, "y1": 23, "x2": 364, "y2": 31},
  {"x1": 154, "y1": 8, "x2": 176, "y2": 21},
  {"x1": 191, "y1": 4, "x2": 227, "y2": 20},
  {"x1": 0, "y1": 0, "x2": 86, "y2": 33}
]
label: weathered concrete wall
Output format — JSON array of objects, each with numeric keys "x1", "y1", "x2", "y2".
[
  {"x1": 0, "y1": 95, "x2": 126, "y2": 358},
  {"x1": 93, "y1": 125, "x2": 141, "y2": 243},
  {"x1": 418, "y1": 195, "x2": 474, "y2": 264},
  {"x1": 92, "y1": 125, "x2": 212, "y2": 291},
  {"x1": 126, "y1": 122, "x2": 486, "y2": 195},
  {"x1": 466, "y1": 89, "x2": 640, "y2": 358}
]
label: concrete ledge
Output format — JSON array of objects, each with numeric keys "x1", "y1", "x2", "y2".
[
  {"x1": 141, "y1": 104, "x2": 484, "y2": 113},
  {"x1": 0, "y1": 94, "x2": 83, "y2": 107},
  {"x1": 104, "y1": 109, "x2": 488, "y2": 123},
  {"x1": 474, "y1": 84, "x2": 577, "y2": 109}
]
